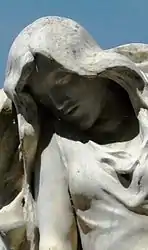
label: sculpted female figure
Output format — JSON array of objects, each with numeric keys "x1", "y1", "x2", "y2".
[{"x1": 1, "y1": 16, "x2": 148, "y2": 250}]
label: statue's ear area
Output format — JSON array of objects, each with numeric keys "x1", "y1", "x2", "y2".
[{"x1": 18, "y1": 57, "x2": 35, "y2": 91}]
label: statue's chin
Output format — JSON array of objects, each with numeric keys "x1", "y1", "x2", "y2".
[{"x1": 94, "y1": 118, "x2": 123, "y2": 133}]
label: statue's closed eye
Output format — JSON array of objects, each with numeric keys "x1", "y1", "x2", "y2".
[{"x1": 55, "y1": 73, "x2": 73, "y2": 86}]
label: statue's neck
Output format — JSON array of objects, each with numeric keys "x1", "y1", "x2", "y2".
[{"x1": 87, "y1": 86, "x2": 139, "y2": 145}]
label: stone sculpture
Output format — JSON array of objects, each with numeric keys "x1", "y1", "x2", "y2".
[{"x1": 1, "y1": 16, "x2": 148, "y2": 250}]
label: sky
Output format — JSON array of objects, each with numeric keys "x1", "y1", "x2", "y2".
[{"x1": 0, "y1": 0, "x2": 148, "y2": 87}]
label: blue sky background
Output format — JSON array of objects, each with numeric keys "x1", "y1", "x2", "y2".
[{"x1": 0, "y1": 0, "x2": 148, "y2": 87}]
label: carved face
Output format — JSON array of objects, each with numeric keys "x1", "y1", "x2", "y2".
[
  {"x1": 29, "y1": 64, "x2": 137, "y2": 136},
  {"x1": 47, "y1": 71, "x2": 108, "y2": 130}
]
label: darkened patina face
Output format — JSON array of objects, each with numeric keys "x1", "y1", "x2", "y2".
[
  {"x1": 40, "y1": 69, "x2": 138, "y2": 145},
  {"x1": 28, "y1": 57, "x2": 108, "y2": 130},
  {"x1": 28, "y1": 54, "x2": 138, "y2": 138},
  {"x1": 44, "y1": 70, "x2": 137, "y2": 137},
  {"x1": 47, "y1": 72, "x2": 108, "y2": 130}
]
